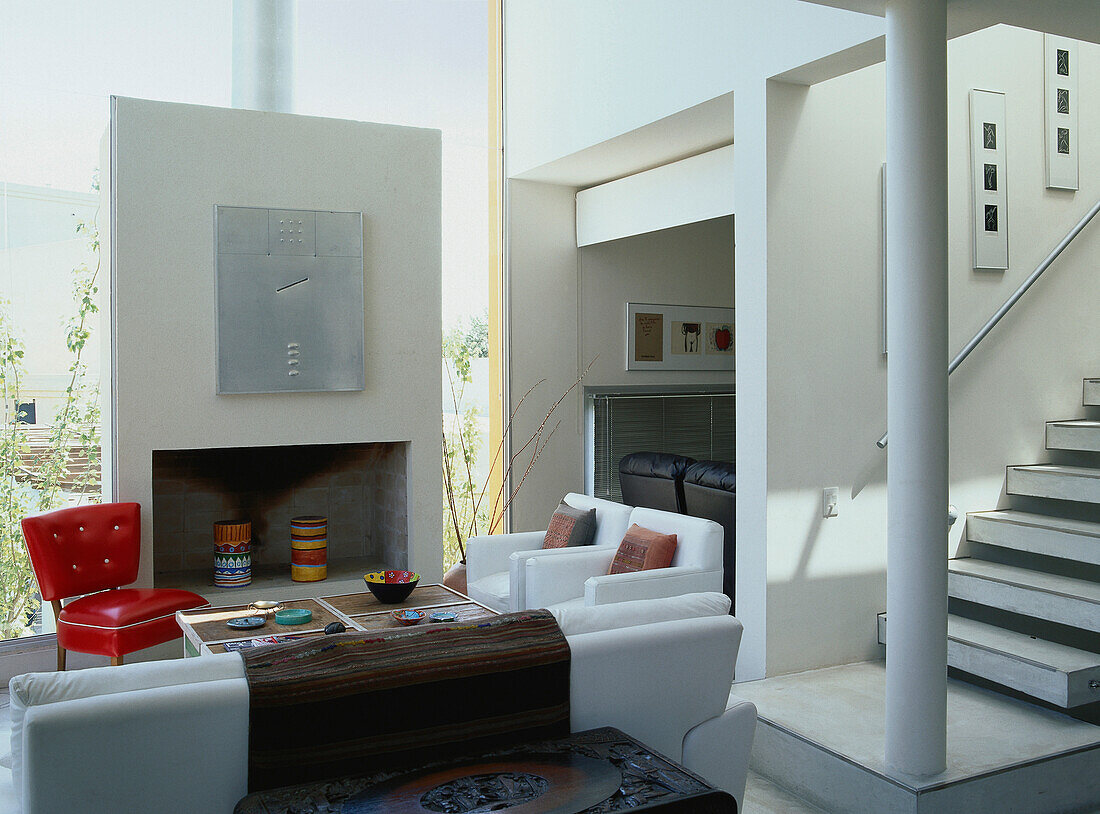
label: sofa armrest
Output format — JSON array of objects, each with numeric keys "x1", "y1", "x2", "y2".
[
  {"x1": 465, "y1": 530, "x2": 546, "y2": 583},
  {"x1": 584, "y1": 567, "x2": 723, "y2": 606},
  {"x1": 682, "y1": 696, "x2": 758, "y2": 810},
  {"x1": 506, "y1": 545, "x2": 613, "y2": 612},
  {"x1": 525, "y1": 548, "x2": 617, "y2": 609},
  {"x1": 18, "y1": 677, "x2": 249, "y2": 814},
  {"x1": 567, "y1": 615, "x2": 739, "y2": 761}
]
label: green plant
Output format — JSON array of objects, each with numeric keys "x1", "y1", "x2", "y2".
[
  {"x1": 0, "y1": 209, "x2": 102, "y2": 638},
  {"x1": 442, "y1": 314, "x2": 490, "y2": 569}
]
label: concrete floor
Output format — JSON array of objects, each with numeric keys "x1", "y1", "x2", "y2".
[{"x1": 736, "y1": 659, "x2": 1100, "y2": 791}]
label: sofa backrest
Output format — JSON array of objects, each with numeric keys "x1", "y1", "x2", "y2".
[
  {"x1": 626, "y1": 506, "x2": 723, "y2": 571},
  {"x1": 563, "y1": 492, "x2": 633, "y2": 548},
  {"x1": 618, "y1": 452, "x2": 696, "y2": 514},
  {"x1": 682, "y1": 461, "x2": 735, "y2": 601}
]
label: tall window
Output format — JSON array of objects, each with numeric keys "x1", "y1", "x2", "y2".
[
  {"x1": 0, "y1": 1, "x2": 490, "y2": 640},
  {"x1": 590, "y1": 391, "x2": 735, "y2": 503}
]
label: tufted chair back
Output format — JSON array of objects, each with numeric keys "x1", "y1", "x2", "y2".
[{"x1": 21, "y1": 503, "x2": 142, "y2": 601}]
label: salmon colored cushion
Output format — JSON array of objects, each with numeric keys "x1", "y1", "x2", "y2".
[{"x1": 607, "y1": 524, "x2": 678, "y2": 574}]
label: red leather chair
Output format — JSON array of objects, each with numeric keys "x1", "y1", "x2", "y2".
[{"x1": 21, "y1": 502, "x2": 207, "y2": 670}]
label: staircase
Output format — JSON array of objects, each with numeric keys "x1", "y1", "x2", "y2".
[{"x1": 880, "y1": 377, "x2": 1100, "y2": 714}]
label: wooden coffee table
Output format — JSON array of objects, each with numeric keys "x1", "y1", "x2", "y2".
[{"x1": 176, "y1": 584, "x2": 497, "y2": 657}]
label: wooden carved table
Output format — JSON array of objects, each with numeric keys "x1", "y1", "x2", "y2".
[
  {"x1": 233, "y1": 727, "x2": 737, "y2": 814},
  {"x1": 176, "y1": 584, "x2": 496, "y2": 656}
]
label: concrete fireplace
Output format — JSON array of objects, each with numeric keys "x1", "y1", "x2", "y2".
[{"x1": 108, "y1": 97, "x2": 443, "y2": 587}]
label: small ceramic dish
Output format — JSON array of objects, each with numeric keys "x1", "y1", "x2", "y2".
[
  {"x1": 227, "y1": 616, "x2": 266, "y2": 630},
  {"x1": 274, "y1": 608, "x2": 313, "y2": 626},
  {"x1": 391, "y1": 609, "x2": 425, "y2": 626},
  {"x1": 249, "y1": 601, "x2": 283, "y2": 614},
  {"x1": 428, "y1": 611, "x2": 458, "y2": 623}
]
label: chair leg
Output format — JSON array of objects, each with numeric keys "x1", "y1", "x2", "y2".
[
  {"x1": 51, "y1": 601, "x2": 65, "y2": 672},
  {"x1": 110, "y1": 655, "x2": 123, "y2": 667}
]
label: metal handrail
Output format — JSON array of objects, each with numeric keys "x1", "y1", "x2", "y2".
[{"x1": 878, "y1": 198, "x2": 1100, "y2": 449}]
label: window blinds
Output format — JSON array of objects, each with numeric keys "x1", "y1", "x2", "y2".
[{"x1": 592, "y1": 392, "x2": 734, "y2": 503}]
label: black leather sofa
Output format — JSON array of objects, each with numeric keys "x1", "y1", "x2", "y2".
[
  {"x1": 682, "y1": 461, "x2": 736, "y2": 604},
  {"x1": 618, "y1": 452, "x2": 697, "y2": 514}
]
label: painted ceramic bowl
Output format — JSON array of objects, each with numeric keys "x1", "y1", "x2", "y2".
[
  {"x1": 364, "y1": 570, "x2": 420, "y2": 604},
  {"x1": 391, "y1": 609, "x2": 425, "y2": 626},
  {"x1": 274, "y1": 608, "x2": 313, "y2": 625},
  {"x1": 226, "y1": 616, "x2": 266, "y2": 630}
]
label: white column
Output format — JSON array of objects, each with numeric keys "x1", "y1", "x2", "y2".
[
  {"x1": 885, "y1": 0, "x2": 949, "y2": 777},
  {"x1": 232, "y1": 0, "x2": 296, "y2": 113}
]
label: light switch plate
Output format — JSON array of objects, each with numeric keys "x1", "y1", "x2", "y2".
[{"x1": 823, "y1": 487, "x2": 839, "y2": 519}]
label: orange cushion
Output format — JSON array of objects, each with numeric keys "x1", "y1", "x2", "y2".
[{"x1": 607, "y1": 524, "x2": 678, "y2": 574}]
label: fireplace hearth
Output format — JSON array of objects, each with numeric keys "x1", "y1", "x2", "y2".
[{"x1": 152, "y1": 442, "x2": 407, "y2": 588}]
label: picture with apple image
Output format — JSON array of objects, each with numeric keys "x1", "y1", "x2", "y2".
[{"x1": 707, "y1": 323, "x2": 733, "y2": 354}]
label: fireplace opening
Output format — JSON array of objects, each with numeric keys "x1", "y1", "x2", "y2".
[{"x1": 152, "y1": 442, "x2": 407, "y2": 591}]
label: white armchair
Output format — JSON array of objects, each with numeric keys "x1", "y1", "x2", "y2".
[
  {"x1": 464, "y1": 493, "x2": 633, "y2": 612},
  {"x1": 525, "y1": 506, "x2": 724, "y2": 611}
]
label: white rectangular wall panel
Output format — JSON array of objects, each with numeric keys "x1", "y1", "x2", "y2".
[
  {"x1": 575, "y1": 145, "x2": 734, "y2": 247},
  {"x1": 970, "y1": 90, "x2": 1009, "y2": 270},
  {"x1": 1045, "y1": 35, "x2": 1079, "y2": 190}
]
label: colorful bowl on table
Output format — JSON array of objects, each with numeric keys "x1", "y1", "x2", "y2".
[
  {"x1": 363, "y1": 570, "x2": 420, "y2": 604},
  {"x1": 274, "y1": 608, "x2": 313, "y2": 626},
  {"x1": 391, "y1": 609, "x2": 425, "y2": 626}
]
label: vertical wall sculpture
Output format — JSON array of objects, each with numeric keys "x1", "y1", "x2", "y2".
[
  {"x1": 1045, "y1": 35, "x2": 1079, "y2": 191},
  {"x1": 970, "y1": 90, "x2": 1009, "y2": 270}
]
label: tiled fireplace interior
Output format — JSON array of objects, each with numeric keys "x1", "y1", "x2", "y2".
[{"x1": 152, "y1": 442, "x2": 407, "y2": 588}]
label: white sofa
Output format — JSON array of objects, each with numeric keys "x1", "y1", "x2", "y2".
[
  {"x1": 526, "y1": 506, "x2": 724, "y2": 611},
  {"x1": 465, "y1": 492, "x2": 633, "y2": 612},
  {"x1": 10, "y1": 593, "x2": 756, "y2": 814}
]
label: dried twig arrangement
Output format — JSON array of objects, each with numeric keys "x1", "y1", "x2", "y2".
[{"x1": 443, "y1": 357, "x2": 597, "y2": 560}]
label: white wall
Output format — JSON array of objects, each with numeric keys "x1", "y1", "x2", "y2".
[
  {"x1": 764, "y1": 25, "x2": 1100, "y2": 675},
  {"x1": 504, "y1": 0, "x2": 884, "y2": 177},
  {"x1": 505, "y1": 180, "x2": 580, "y2": 531},
  {"x1": 506, "y1": 185, "x2": 734, "y2": 530},
  {"x1": 504, "y1": 0, "x2": 884, "y2": 680},
  {"x1": 576, "y1": 146, "x2": 735, "y2": 246},
  {"x1": 111, "y1": 97, "x2": 443, "y2": 586}
]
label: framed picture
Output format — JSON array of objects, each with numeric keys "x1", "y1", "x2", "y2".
[
  {"x1": 969, "y1": 89, "x2": 1009, "y2": 270},
  {"x1": 626, "y1": 303, "x2": 734, "y2": 371}
]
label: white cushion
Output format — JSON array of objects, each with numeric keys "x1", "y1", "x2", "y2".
[
  {"x1": 466, "y1": 571, "x2": 511, "y2": 613},
  {"x1": 551, "y1": 592, "x2": 730, "y2": 636}
]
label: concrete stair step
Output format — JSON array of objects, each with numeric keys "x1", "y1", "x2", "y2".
[
  {"x1": 1006, "y1": 464, "x2": 1100, "y2": 504},
  {"x1": 1047, "y1": 419, "x2": 1100, "y2": 453},
  {"x1": 949, "y1": 558, "x2": 1100, "y2": 633},
  {"x1": 877, "y1": 613, "x2": 1100, "y2": 708},
  {"x1": 966, "y1": 510, "x2": 1100, "y2": 566},
  {"x1": 1085, "y1": 378, "x2": 1100, "y2": 407}
]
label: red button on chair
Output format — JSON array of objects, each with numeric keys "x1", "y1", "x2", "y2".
[{"x1": 21, "y1": 502, "x2": 207, "y2": 670}]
